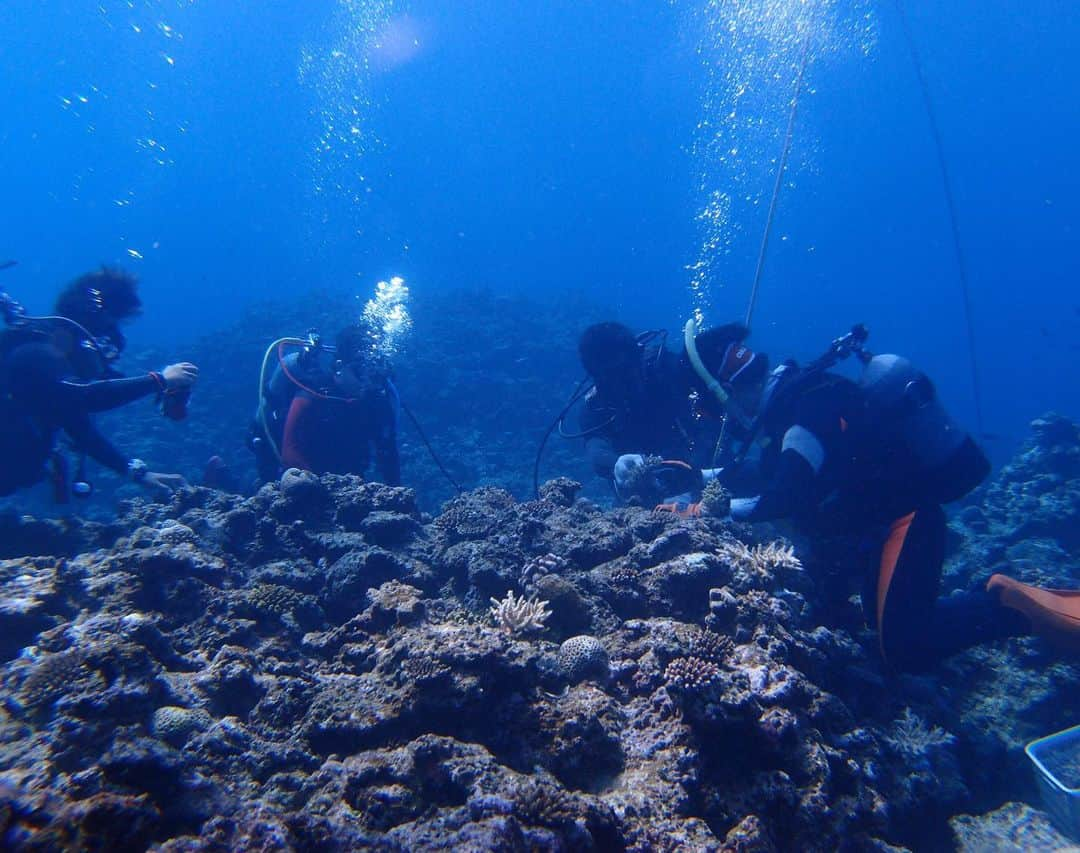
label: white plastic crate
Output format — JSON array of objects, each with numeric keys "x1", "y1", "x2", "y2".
[{"x1": 1026, "y1": 723, "x2": 1080, "y2": 842}]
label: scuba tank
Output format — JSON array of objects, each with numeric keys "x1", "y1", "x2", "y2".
[
  {"x1": 742, "y1": 325, "x2": 984, "y2": 504},
  {"x1": 856, "y1": 352, "x2": 985, "y2": 503}
]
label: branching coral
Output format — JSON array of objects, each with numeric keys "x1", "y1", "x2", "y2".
[
  {"x1": 664, "y1": 656, "x2": 724, "y2": 692},
  {"x1": 519, "y1": 552, "x2": 566, "y2": 592},
  {"x1": 716, "y1": 539, "x2": 802, "y2": 579},
  {"x1": 686, "y1": 628, "x2": 733, "y2": 664},
  {"x1": 699, "y1": 478, "x2": 732, "y2": 517},
  {"x1": 884, "y1": 708, "x2": 955, "y2": 757},
  {"x1": 489, "y1": 590, "x2": 552, "y2": 634}
]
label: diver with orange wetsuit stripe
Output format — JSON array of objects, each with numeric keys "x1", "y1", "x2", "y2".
[
  {"x1": 694, "y1": 326, "x2": 1080, "y2": 670},
  {"x1": 248, "y1": 323, "x2": 401, "y2": 488}
]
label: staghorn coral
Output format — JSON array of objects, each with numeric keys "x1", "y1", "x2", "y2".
[
  {"x1": 489, "y1": 590, "x2": 551, "y2": 635},
  {"x1": 557, "y1": 636, "x2": 609, "y2": 683},
  {"x1": 883, "y1": 708, "x2": 955, "y2": 757},
  {"x1": 716, "y1": 539, "x2": 802, "y2": 580},
  {"x1": 664, "y1": 656, "x2": 723, "y2": 692}
]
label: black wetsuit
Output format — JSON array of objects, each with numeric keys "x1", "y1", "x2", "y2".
[
  {"x1": 579, "y1": 346, "x2": 720, "y2": 484},
  {"x1": 733, "y1": 372, "x2": 1028, "y2": 671},
  {"x1": 0, "y1": 337, "x2": 158, "y2": 496}
]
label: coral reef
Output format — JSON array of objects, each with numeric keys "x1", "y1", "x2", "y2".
[
  {"x1": 0, "y1": 413, "x2": 1078, "y2": 849},
  {"x1": 949, "y1": 801, "x2": 1076, "y2": 852}
]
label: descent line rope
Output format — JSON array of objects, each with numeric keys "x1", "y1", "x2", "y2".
[
  {"x1": 744, "y1": 25, "x2": 813, "y2": 330},
  {"x1": 895, "y1": 0, "x2": 986, "y2": 439}
]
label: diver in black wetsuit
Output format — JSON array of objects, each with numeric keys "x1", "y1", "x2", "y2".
[
  {"x1": 0, "y1": 268, "x2": 198, "y2": 498},
  {"x1": 697, "y1": 328, "x2": 1080, "y2": 671},
  {"x1": 576, "y1": 321, "x2": 768, "y2": 515}
]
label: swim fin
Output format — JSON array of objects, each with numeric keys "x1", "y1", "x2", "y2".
[{"x1": 987, "y1": 574, "x2": 1080, "y2": 652}]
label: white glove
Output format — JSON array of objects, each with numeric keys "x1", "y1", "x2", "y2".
[
  {"x1": 162, "y1": 362, "x2": 199, "y2": 390},
  {"x1": 613, "y1": 453, "x2": 646, "y2": 496}
]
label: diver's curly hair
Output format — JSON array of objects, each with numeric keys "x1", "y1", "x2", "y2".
[
  {"x1": 53, "y1": 266, "x2": 142, "y2": 333},
  {"x1": 578, "y1": 321, "x2": 638, "y2": 379}
]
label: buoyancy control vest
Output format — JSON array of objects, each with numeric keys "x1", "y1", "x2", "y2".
[{"x1": 755, "y1": 350, "x2": 986, "y2": 511}]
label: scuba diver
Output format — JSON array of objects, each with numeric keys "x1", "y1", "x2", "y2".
[
  {"x1": 573, "y1": 320, "x2": 768, "y2": 515},
  {"x1": 0, "y1": 267, "x2": 198, "y2": 498},
  {"x1": 696, "y1": 322, "x2": 1080, "y2": 670},
  {"x1": 248, "y1": 322, "x2": 401, "y2": 487}
]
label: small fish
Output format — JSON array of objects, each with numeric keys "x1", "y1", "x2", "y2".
[{"x1": 0, "y1": 260, "x2": 16, "y2": 271}]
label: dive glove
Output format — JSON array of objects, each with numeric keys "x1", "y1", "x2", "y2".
[{"x1": 613, "y1": 453, "x2": 647, "y2": 497}]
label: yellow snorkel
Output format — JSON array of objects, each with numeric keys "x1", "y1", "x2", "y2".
[{"x1": 683, "y1": 318, "x2": 752, "y2": 429}]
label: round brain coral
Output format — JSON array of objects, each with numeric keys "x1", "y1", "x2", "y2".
[
  {"x1": 152, "y1": 705, "x2": 213, "y2": 745},
  {"x1": 557, "y1": 635, "x2": 609, "y2": 682}
]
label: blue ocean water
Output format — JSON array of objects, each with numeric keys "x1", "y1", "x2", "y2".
[
  {"x1": 4, "y1": 6, "x2": 1080, "y2": 849},
  {"x1": 1, "y1": 0, "x2": 1077, "y2": 457}
]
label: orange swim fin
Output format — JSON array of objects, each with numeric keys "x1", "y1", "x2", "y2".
[{"x1": 988, "y1": 574, "x2": 1080, "y2": 652}]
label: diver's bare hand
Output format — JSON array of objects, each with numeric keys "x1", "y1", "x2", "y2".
[
  {"x1": 141, "y1": 471, "x2": 189, "y2": 495},
  {"x1": 162, "y1": 362, "x2": 199, "y2": 389}
]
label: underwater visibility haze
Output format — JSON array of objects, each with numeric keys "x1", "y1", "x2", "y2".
[{"x1": 0, "y1": 1, "x2": 1079, "y2": 850}]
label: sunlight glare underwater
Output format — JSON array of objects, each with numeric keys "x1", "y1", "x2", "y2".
[{"x1": 685, "y1": 0, "x2": 877, "y2": 324}]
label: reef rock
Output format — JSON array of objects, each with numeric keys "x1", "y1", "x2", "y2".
[{"x1": 1, "y1": 417, "x2": 1078, "y2": 850}]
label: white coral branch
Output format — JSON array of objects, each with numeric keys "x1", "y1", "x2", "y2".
[
  {"x1": 489, "y1": 590, "x2": 552, "y2": 634},
  {"x1": 717, "y1": 539, "x2": 802, "y2": 578},
  {"x1": 884, "y1": 708, "x2": 955, "y2": 757}
]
